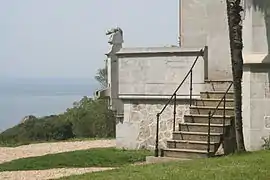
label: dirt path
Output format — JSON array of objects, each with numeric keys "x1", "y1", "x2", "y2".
[
  {"x1": 0, "y1": 139, "x2": 116, "y2": 164},
  {"x1": 0, "y1": 167, "x2": 115, "y2": 180}
]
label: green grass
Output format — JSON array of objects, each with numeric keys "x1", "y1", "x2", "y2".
[
  {"x1": 0, "y1": 148, "x2": 151, "y2": 171},
  {"x1": 59, "y1": 150, "x2": 270, "y2": 180}
]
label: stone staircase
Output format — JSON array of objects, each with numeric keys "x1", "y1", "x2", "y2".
[{"x1": 163, "y1": 81, "x2": 236, "y2": 159}]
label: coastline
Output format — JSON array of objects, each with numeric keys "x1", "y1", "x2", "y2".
[{"x1": 0, "y1": 78, "x2": 98, "y2": 132}]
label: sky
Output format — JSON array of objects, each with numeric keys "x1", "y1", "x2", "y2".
[{"x1": 0, "y1": 0, "x2": 179, "y2": 80}]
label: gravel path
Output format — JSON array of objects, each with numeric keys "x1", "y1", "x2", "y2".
[
  {"x1": 0, "y1": 139, "x2": 116, "y2": 164},
  {"x1": 0, "y1": 167, "x2": 115, "y2": 180},
  {"x1": 0, "y1": 140, "x2": 116, "y2": 180}
]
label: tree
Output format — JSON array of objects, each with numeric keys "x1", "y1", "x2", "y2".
[
  {"x1": 226, "y1": 0, "x2": 246, "y2": 152},
  {"x1": 95, "y1": 68, "x2": 107, "y2": 88}
]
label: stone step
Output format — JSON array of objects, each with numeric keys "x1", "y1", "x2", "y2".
[
  {"x1": 190, "y1": 106, "x2": 234, "y2": 116},
  {"x1": 194, "y1": 98, "x2": 234, "y2": 107},
  {"x1": 172, "y1": 131, "x2": 222, "y2": 142},
  {"x1": 167, "y1": 140, "x2": 219, "y2": 152},
  {"x1": 200, "y1": 91, "x2": 234, "y2": 99},
  {"x1": 179, "y1": 123, "x2": 229, "y2": 133},
  {"x1": 163, "y1": 148, "x2": 214, "y2": 159},
  {"x1": 204, "y1": 80, "x2": 233, "y2": 92},
  {"x1": 184, "y1": 114, "x2": 233, "y2": 124}
]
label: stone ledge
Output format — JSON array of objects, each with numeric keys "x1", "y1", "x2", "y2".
[
  {"x1": 244, "y1": 53, "x2": 270, "y2": 65},
  {"x1": 116, "y1": 47, "x2": 204, "y2": 57},
  {"x1": 118, "y1": 95, "x2": 201, "y2": 100},
  {"x1": 95, "y1": 88, "x2": 110, "y2": 99}
]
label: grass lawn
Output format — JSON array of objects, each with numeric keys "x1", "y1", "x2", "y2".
[
  {"x1": 60, "y1": 150, "x2": 270, "y2": 180},
  {"x1": 0, "y1": 148, "x2": 151, "y2": 171}
]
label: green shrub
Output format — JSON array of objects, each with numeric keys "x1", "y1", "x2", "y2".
[{"x1": 68, "y1": 97, "x2": 115, "y2": 138}]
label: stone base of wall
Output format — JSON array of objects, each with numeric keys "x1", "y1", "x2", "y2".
[{"x1": 116, "y1": 99, "x2": 190, "y2": 150}]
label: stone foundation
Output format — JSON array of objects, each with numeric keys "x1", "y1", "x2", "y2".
[{"x1": 116, "y1": 99, "x2": 190, "y2": 150}]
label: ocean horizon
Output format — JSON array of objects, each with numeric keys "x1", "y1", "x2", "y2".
[{"x1": 0, "y1": 78, "x2": 99, "y2": 132}]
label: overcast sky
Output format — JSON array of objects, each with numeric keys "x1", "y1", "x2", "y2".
[{"x1": 0, "y1": 0, "x2": 179, "y2": 79}]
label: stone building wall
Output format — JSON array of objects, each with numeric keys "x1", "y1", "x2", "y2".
[
  {"x1": 117, "y1": 47, "x2": 205, "y2": 97},
  {"x1": 180, "y1": 0, "x2": 231, "y2": 80},
  {"x1": 116, "y1": 99, "x2": 190, "y2": 150},
  {"x1": 115, "y1": 47, "x2": 204, "y2": 150},
  {"x1": 243, "y1": 63, "x2": 270, "y2": 151}
]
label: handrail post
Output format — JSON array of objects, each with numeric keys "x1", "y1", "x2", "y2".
[
  {"x1": 155, "y1": 113, "x2": 160, "y2": 157},
  {"x1": 190, "y1": 69, "x2": 193, "y2": 107},
  {"x1": 207, "y1": 111, "x2": 211, "y2": 157},
  {"x1": 173, "y1": 93, "x2": 177, "y2": 131}
]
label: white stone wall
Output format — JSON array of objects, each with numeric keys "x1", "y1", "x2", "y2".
[
  {"x1": 114, "y1": 47, "x2": 204, "y2": 150},
  {"x1": 243, "y1": 63, "x2": 270, "y2": 151},
  {"x1": 180, "y1": 0, "x2": 269, "y2": 80},
  {"x1": 117, "y1": 47, "x2": 205, "y2": 98},
  {"x1": 244, "y1": 0, "x2": 270, "y2": 54},
  {"x1": 116, "y1": 99, "x2": 189, "y2": 150},
  {"x1": 181, "y1": 0, "x2": 231, "y2": 80}
]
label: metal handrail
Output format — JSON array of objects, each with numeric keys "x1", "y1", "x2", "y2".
[
  {"x1": 207, "y1": 81, "x2": 233, "y2": 157},
  {"x1": 154, "y1": 48, "x2": 204, "y2": 157}
]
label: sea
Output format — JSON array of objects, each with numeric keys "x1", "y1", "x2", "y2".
[{"x1": 0, "y1": 78, "x2": 99, "y2": 132}]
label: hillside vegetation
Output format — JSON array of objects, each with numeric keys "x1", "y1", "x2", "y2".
[
  {"x1": 0, "y1": 97, "x2": 115, "y2": 146},
  {"x1": 0, "y1": 67, "x2": 114, "y2": 146}
]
